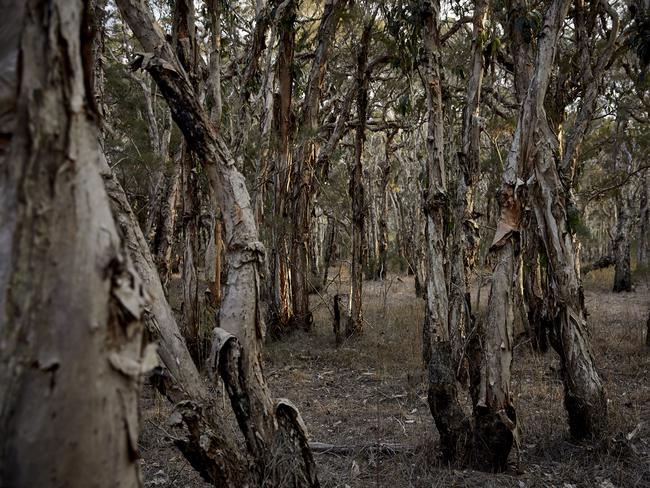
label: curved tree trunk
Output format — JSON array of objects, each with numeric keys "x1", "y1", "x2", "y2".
[
  {"x1": 115, "y1": 1, "x2": 320, "y2": 485},
  {"x1": 0, "y1": 1, "x2": 146, "y2": 485}
]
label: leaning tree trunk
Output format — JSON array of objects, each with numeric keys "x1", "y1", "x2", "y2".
[
  {"x1": 115, "y1": 1, "x2": 320, "y2": 485},
  {"x1": 530, "y1": 0, "x2": 618, "y2": 439},
  {"x1": 346, "y1": 20, "x2": 372, "y2": 337},
  {"x1": 0, "y1": 1, "x2": 146, "y2": 485},
  {"x1": 479, "y1": 0, "x2": 571, "y2": 470},
  {"x1": 101, "y1": 153, "x2": 248, "y2": 486}
]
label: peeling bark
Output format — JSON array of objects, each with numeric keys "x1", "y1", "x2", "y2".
[
  {"x1": 0, "y1": 1, "x2": 146, "y2": 485},
  {"x1": 114, "y1": 0, "x2": 320, "y2": 484},
  {"x1": 480, "y1": 0, "x2": 571, "y2": 468}
]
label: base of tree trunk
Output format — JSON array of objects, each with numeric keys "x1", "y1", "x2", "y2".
[
  {"x1": 470, "y1": 407, "x2": 515, "y2": 472},
  {"x1": 564, "y1": 388, "x2": 607, "y2": 440},
  {"x1": 427, "y1": 342, "x2": 470, "y2": 464}
]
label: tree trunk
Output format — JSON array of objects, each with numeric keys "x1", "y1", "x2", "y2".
[
  {"x1": 612, "y1": 122, "x2": 633, "y2": 293},
  {"x1": 479, "y1": 0, "x2": 571, "y2": 469},
  {"x1": 268, "y1": 0, "x2": 296, "y2": 336},
  {"x1": 173, "y1": 0, "x2": 203, "y2": 364},
  {"x1": 638, "y1": 174, "x2": 649, "y2": 266},
  {"x1": 346, "y1": 20, "x2": 372, "y2": 338},
  {"x1": 101, "y1": 154, "x2": 248, "y2": 486},
  {"x1": 115, "y1": 1, "x2": 320, "y2": 484},
  {"x1": 290, "y1": 0, "x2": 346, "y2": 331},
  {"x1": 448, "y1": 0, "x2": 487, "y2": 382},
  {"x1": 0, "y1": 1, "x2": 146, "y2": 485},
  {"x1": 377, "y1": 132, "x2": 395, "y2": 281},
  {"x1": 420, "y1": 0, "x2": 469, "y2": 464}
]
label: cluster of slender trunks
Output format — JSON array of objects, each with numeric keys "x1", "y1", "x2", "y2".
[{"x1": 0, "y1": 0, "x2": 623, "y2": 486}]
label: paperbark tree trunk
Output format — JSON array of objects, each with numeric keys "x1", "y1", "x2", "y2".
[
  {"x1": 448, "y1": 0, "x2": 487, "y2": 384},
  {"x1": 101, "y1": 154, "x2": 248, "y2": 486},
  {"x1": 612, "y1": 122, "x2": 633, "y2": 293},
  {"x1": 0, "y1": 1, "x2": 147, "y2": 485},
  {"x1": 346, "y1": 20, "x2": 372, "y2": 337},
  {"x1": 290, "y1": 0, "x2": 346, "y2": 331},
  {"x1": 268, "y1": 0, "x2": 296, "y2": 335},
  {"x1": 420, "y1": 0, "x2": 470, "y2": 465},
  {"x1": 479, "y1": 0, "x2": 571, "y2": 470},
  {"x1": 376, "y1": 132, "x2": 395, "y2": 281},
  {"x1": 173, "y1": 0, "x2": 203, "y2": 364},
  {"x1": 115, "y1": 1, "x2": 320, "y2": 485},
  {"x1": 528, "y1": 0, "x2": 618, "y2": 439},
  {"x1": 639, "y1": 174, "x2": 650, "y2": 266}
]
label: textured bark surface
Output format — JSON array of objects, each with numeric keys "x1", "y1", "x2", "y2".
[
  {"x1": 448, "y1": 0, "x2": 487, "y2": 380},
  {"x1": 346, "y1": 20, "x2": 372, "y2": 338},
  {"x1": 115, "y1": 1, "x2": 320, "y2": 484},
  {"x1": 527, "y1": 0, "x2": 618, "y2": 439},
  {"x1": 269, "y1": 0, "x2": 296, "y2": 336},
  {"x1": 421, "y1": 0, "x2": 468, "y2": 465},
  {"x1": 101, "y1": 155, "x2": 247, "y2": 486},
  {"x1": 0, "y1": 1, "x2": 146, "y2": 485},
  {"x1": 480, "y1": 0, "x2": 571, "y2": 469},
  {"x1": 290, "y1": 0, "x2": 346, "y2": 331}
]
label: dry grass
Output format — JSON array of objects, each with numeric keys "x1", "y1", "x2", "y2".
[{"x1": 141, "y1": 268, "x2": 650, "y2": 487}]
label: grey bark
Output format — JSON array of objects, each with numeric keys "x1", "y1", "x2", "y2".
[
  {"x1": 0, "y1": 1, "x2": 146, "y2": 485},
  {"x1": 114, "y1": 0, "x2": 320, "y2": 484}
]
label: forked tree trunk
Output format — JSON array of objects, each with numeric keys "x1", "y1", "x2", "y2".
[
  {"x1": 101, "y1": 154, "x2": 248, "y2": 485},
  {"x1": 479, "y1": 0, "x2": 571, "y2": 470},
  {"x1": 0, "y1": 1, "x2": 146, "y2": 485},
  {"x1": 529, "y1": 0, "x2": 618, "y2": 439},
  {"x1": 346, "y1": 20, "x2": 372, "y2": 337},
  {"x1": 115, "y1": 1, "x2": 320, "y2": 485}
]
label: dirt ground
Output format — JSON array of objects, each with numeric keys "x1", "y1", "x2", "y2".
[{"x1": 140, "y1": 267, "x2": 650, "y2": 487}]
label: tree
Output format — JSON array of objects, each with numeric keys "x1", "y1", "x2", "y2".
[
  {"x1": 0, "y1": 0, "x2": 147, "y2": 485},
  {"x1": 115, "y1": 0, "x2": 320, "y2": 485}
]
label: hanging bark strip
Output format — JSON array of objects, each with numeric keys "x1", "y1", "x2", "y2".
[
  {"x1": 479, "y1": 0, "x2": 571, "y2": 470},
  {"x1": 115, "y1": 1, "x2": 320, "y2": 485},
  {"x1": 0, "y1": 1, "x2": 147, "y2": 485}
]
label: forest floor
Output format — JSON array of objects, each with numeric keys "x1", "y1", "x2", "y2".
[{"x1": 140, "y1": 266, "x2": 650, "y2": 487}]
